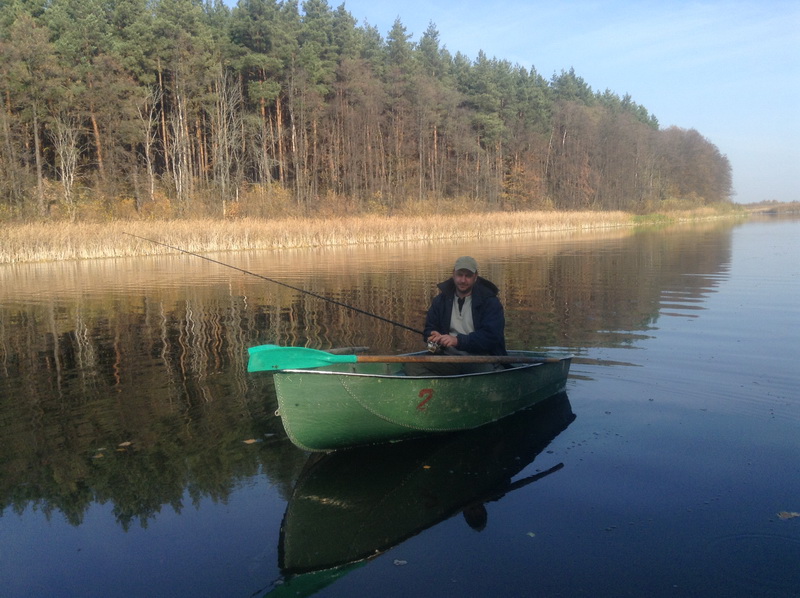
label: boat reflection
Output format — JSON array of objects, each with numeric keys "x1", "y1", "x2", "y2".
[{"x1": 267, "y1": 392, "x2": 575, "y2": 596}]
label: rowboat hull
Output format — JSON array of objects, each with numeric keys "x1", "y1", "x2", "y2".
[{"x1": 272, "y1": 351, "x2": 572, "y2": 451}]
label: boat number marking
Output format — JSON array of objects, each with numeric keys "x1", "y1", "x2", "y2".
[{"x1": 416, "y1": 388, "x2": 434, "y2": 411}]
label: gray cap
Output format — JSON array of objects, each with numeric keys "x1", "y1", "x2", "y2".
[{"x1": 454, "y1": 256, "x2": 478, "y2": 273}]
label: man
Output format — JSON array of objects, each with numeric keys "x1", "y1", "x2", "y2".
[{"x1": 423, "y1": 256, "x2": 507, "y2": 358}]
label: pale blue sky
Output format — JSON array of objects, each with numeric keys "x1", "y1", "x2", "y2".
[{"x1": 231, "y1": 0, "x2": 800, "y2": 204}]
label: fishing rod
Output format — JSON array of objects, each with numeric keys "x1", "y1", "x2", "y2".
[{"x1": 124, "y1": 232, "x2": 425, "y2": 336}]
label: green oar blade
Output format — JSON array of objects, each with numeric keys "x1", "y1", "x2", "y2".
[{"x1": 247, "y1": 345, "x2": 357, "y2": 372}]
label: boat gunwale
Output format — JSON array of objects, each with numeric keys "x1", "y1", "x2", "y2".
[{"x1": 274, "y1": 350, "x2": 573, "y2": 380}]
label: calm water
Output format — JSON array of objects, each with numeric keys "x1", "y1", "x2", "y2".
[{"x1": 1, "y1": 217, "x2": 798, "y2": 597}]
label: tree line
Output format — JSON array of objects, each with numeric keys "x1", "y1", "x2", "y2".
[{"x1": 0, "y1": 0, "x2": 733, "y2": 220}]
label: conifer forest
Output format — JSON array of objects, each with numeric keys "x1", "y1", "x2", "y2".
[{"x1": 0, "y1": 0, "x2": 733, "y2": 220}]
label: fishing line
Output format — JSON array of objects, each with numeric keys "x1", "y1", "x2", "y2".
[{"x1": 124, "y1": 232, "x2": 425, "y2": 336}]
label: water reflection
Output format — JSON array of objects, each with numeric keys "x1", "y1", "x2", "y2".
[
  {"x1": 0, "y1": 222, "x2": 736, "y2": 529},
  {"x1": 268, "y1": 393, "x2": 575, "y2": 597}
]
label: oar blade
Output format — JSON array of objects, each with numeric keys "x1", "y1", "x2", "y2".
[{"x1": 247, "y1": 345, "x2": 357, "y2": 372}]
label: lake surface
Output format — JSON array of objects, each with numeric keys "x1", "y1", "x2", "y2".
[{"x1": 1, "y1": 216, "x2": 798, "y2": 597}]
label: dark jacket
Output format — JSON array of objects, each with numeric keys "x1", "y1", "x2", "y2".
[{"x1": 423, "y1": 276, "x2": 507, "y2": 356}]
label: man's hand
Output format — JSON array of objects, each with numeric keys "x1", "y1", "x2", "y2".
[{"x1": 428, "y1": 331, "x2": 458, "y2": 348}]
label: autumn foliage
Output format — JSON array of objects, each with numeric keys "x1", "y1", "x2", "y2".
[{"x1": 0, "y1": 0, "x2": 732, "y2": 221}]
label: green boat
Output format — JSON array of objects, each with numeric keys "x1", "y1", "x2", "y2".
[{"x1": 249, "y1": 346, "x2": 572, "y2": 452}]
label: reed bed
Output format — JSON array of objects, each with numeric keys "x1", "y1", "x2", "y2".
[{"x1": 1, "y1": 211, "x2": 648, "y2": 264}]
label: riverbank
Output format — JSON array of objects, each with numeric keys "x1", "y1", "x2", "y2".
[{"x1": 0, "y1": 208, "x2": 743, "y2": 264}]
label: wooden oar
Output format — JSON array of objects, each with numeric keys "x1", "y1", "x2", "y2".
[{"x1": 247, "y1": 344, "x2": 565, "y2": 372}]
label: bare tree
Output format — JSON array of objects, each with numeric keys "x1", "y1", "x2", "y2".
[
  {"x1": 48, "y1": 111, "x2": 82, "y2": 220},
  {"x1": 168, "y1": 89, "x2": 192, "y2": 209},
  {"x1": 210, "y1": 67, "x2": 244, "y2": 215},
  {"x1": 136, "y1": 86, "x2": 162, "y2": 209}
]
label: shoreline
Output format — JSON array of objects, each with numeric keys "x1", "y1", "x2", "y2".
[{"x1": 0, "y1": 209, "x2": 746, "y2": 265}]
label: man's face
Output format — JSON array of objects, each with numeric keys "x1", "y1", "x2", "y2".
[{"x1": 453, "y1": 268, "x2": 477, "y2": 296}]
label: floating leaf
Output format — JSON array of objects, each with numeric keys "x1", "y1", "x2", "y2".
[{"x1": 777, "y1": 511, "x2": 800, "y2": 520}]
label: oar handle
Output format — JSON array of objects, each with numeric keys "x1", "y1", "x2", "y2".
[{"x1": 356, "y1": 355, "x2": 563, "y2": 364}]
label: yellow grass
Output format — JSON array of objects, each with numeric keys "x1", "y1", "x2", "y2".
[{"x1": 0, "y1": 209, "x2": 738, "y2": 264}]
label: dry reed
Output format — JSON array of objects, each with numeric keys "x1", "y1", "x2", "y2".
[{"x1": 0, "y1": 210, "x2": 673, "y2": 264}]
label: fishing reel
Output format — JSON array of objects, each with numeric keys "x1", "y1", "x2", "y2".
[{"x1": 427, "y1": 341, "x2": 443, "y2": 354}]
